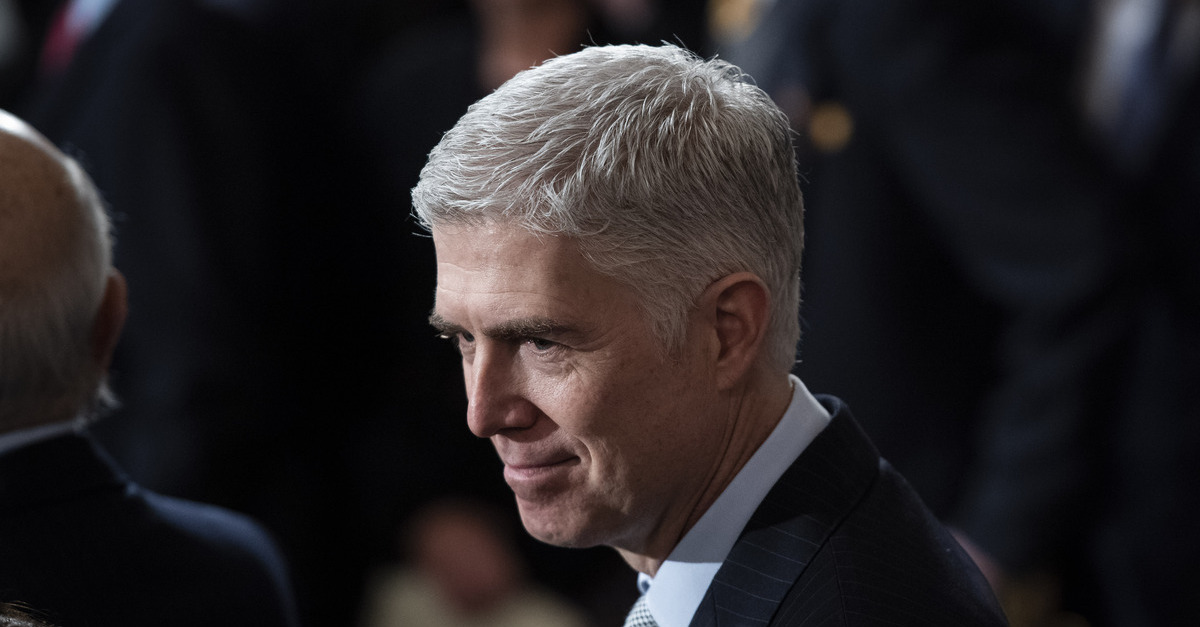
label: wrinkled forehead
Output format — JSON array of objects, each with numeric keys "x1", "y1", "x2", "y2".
[
  {"x1": 430, "y1": 220, "x2": 643, "y2": 323},
  {"x1": 431, "y1": 221, "x2": 588, "y2": 288}
]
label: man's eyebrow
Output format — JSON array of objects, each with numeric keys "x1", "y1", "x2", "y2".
[
  {"x1": 427, "y1": 312, "x2": 576, "y2": 341},
  {"x1": 484, "y1": 317, "x2": 575, "y2": 342},
  {"x1": 428, "y1": 312, "x2": 460, "y2": 334}
]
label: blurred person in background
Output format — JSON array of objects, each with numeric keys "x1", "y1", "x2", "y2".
[
  {"x1": 0, "y1": 0, "x2": 27, "y2": 102},
  {"x1": 713, "y1": 0, "x2": 1200, "y2": 625},
  {"x1": 6, "y1": 1, "x2": 432, "y2": 624},
  {"x1": 359, "y1": 498, "x2": 588, "y2": 627},
  {"x1": 0, "y1": 109, "x2": 298, "y2": 627}
]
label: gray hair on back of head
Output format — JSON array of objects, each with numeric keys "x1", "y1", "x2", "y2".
[
  {"x1": 0, "y1": 151, "x2": 115, "y2": 430},
  {"x1": 412, "y1": 44, "x2": 804, "y2": 372}
]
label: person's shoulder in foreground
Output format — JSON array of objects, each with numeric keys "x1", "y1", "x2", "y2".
[
  {"x1": 412, "y1": 43, "x2": 1007, "y2": 626},
  {"x1": 0, "y1": 434, "x2": 298, "y2": 626},
  {"x1": 0, "y1": 108, "x2": 298, "y2": 627}
]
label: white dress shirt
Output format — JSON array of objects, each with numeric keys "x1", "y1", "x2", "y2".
[{"x1": 638, "y1": 375, "x2": 831, "y2": 627}]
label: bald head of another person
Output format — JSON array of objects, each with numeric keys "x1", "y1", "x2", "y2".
[
  {"x1": 0, "y1": 109, "x2": 126, "y2": 432},
  {"x1": 0, "y1": 116, "x2": 300, "y2": 627}
]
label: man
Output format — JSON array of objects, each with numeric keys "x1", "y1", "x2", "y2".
[
  {"x1": 0, "y1": 109, "x2": 298, "y2": 627},
  {"x1": 413, "y1": 44, "x2": 1007, "y2": 626}
]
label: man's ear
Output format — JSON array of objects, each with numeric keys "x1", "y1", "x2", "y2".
[
  {"x1": 698, "y1": 272, "x2": 771, "y2": 390},
  {"x1": 92, "y1": 270, "x2": 127, "y2": 372}
]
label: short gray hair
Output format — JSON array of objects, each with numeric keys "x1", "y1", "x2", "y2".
[
  {"x1": 413, "y1": 44, "x2": 804, "y2": 371},
  {"x1": 0, "y1": 146, "x2": 116, "y2": 430}
]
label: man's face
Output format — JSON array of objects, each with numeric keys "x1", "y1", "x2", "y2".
[{"x1": 431, "y1": 222, "x2": 727, "y2": 553}]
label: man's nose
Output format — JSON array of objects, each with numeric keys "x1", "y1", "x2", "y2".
[{"x1": 464, "y1": 348, "x2": 536, "y2": 438}]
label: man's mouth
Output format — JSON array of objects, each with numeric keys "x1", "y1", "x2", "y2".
[{"x1": 502, "y1": 455, "x2": 580, "y2": 496}]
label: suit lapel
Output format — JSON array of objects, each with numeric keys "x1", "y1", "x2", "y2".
[{"x1": 690, "y1": 398, "x2": 880, "y2": 626}]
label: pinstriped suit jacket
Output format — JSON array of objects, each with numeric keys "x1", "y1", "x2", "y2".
[{"x1": 690, "y1": 397, "x2": 1008, "y2": 626}]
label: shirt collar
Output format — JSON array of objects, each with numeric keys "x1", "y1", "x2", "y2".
[
  {"x1": 0, "y1": 420, "x2": 83, "y2": 459},
  {"x1": 640, "y1": 375, "x2": 831, "y2": 627}
]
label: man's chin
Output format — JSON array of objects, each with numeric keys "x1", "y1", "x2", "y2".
[{"x1": 515, "y1": 500, "x2": 600, "y2": 549}]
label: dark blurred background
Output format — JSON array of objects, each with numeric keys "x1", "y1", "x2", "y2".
[{"x1": 2, "y1": 1, "x2": 1196, "y2": 626}]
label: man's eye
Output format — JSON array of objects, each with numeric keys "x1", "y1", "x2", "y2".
[
  {"x1": 437, "y1": 331, "x2": 475, "y2": 347},
  {"x1": 528, "y1": 337, "x2": 556, "y2": 351}
]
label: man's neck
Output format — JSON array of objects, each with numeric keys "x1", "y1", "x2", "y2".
[{"x1": 617, "y1": 372, "x2": 795, "y2": 576}]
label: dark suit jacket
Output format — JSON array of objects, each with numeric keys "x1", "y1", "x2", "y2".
[
  {"x1": 691, "y1": 397, "x2": 1006, "y2": 626},
  {"x1": 0, "y1": 433, "x2": 298, "y2": 627}
]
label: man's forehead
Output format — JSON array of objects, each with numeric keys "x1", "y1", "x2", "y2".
[
  {"x1": 435, "y1": 221, "x2": 561, "y2": 285},
  {"x1": 431, "y1": 220, "x2": 553, "y2": 249},
  {"x1": 431, "y1": 221, "x2": 582, "y2": 281},
  {"x1": 430, "y1": 221, "x2": 637, "y2": 331}
]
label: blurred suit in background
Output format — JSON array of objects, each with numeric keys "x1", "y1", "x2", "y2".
[{"x1": 715, "y1": 0, "x2": 1200, "y2": 625}]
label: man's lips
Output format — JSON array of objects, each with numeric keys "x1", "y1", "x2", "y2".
[{"x1": 501, "y1": 455, "x2": 580, "y2": 489}]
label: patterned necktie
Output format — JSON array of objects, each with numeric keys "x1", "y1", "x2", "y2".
[{"x1": 623, "y1": 594, "x2": 659, "y2": 627}]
